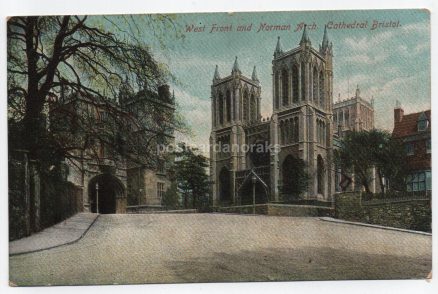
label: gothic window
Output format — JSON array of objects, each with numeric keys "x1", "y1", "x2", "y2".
[
  {"x1": 250, "y1": 93, "x2": 257, "y2": 122},
  {"x1": 319, "y1": 70, "x2": 325, "y2": 108},
  {"x1": 226, "y1": 90, "x2": 231, "y2": 122},
  {"x1": 292, "y1": 64, "x2": 299, "y2": 103},
  {"x1": 316, "y1": 120, "x2": 319, "y2": 143},
  {"x1": 280, "y1": 121, "x2": 285, "y2": 144},
  {"x1": 284, "y1": 120, "x2": 289, "y2": 144},
  {"x1": 275, "y1": 71, "x2": 280, "y2": 109},
  {"x1": 317, "y1": 120, "x2": 324, "y2": 145},
  {"x1": 301, "y1": 62, "x2": 306, "y2": 101},
  {"x1": 318, "y1": 121, "x2": 321, "y2": 144},
  {"x1": 286, "y1": 119, "x2": 292, "y2": 144},
  {"x1": 99, "y1": 139, "x2": 105, "y2": 158},
  {"x1": 289, "y1": 119, "x2": 294, "y2": 144},
  {"x1": 312, "y1": 67, "x2": 318, "y2": 102},
  {"x1": 345, "y1": 109, "x2": 350, "y2": 128},
  {"x1": 243, "y1": 90, "x2": 249, "y2": 122},
  {"x1": 218, "y1": 93, "x2": 224, "y2": 125},
  {"x1": 294, "y1": 117, "x2": 299, "y2": 142},
  {"x1": 320, "y1": 121, "x2": 323, "y2": 144},
  {"x1": 282, "y1": 69, "x2": 289, "y2": 106},
  {"x1": 322, "y1": 121, "x2": 326, "y2": 146}
]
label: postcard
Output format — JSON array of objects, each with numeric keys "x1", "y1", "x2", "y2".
[{"x1": 8, "y1": 9, "x2": 431, "y2": 286}]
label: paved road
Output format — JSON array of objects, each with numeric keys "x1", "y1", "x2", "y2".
[{"x1": 9, "y1": 214, "x2": 431, "y2": 286}]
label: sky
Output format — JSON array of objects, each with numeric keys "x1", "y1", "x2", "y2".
[{"x1": 105, "y1": 9, "x2": 431, "y2": 154}]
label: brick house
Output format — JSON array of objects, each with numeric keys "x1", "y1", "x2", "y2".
[{"x1": 392, "y1": 106, "x2": 431, "y2": 192}]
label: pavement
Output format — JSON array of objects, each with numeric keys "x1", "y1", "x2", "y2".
[
  {"x1": 319, "y1": 217, "x2": 432, "y2": 236},
  {"x1": 9, "y1": 213, "x2": 432, "y2": 286},
  {"x1": 9, "y1": 213, "x2": 99, "y2": 256}
]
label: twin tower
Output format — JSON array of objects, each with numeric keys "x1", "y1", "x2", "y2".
[{"x1": 210, "y1": 26, "x2": 335, "y2": 206}]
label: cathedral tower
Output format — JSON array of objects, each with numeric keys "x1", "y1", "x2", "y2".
[
  {"x1": 270, "y1": 25, "x2": 335, "y2": 201},
  {"x1": 210, "y1": 57, "x2": 262, "y2": 206}
]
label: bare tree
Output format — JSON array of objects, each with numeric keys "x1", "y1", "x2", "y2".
[{"x1": 7, "y1": 15, "x2": 185, "y2": 169}]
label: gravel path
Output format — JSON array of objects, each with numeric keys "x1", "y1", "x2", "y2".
[{"x1": 9, "y1": 213, "x2": 431, "y2": 286}]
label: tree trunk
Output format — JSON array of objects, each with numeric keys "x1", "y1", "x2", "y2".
[
  {"x1": 376, "y1": 168, "x2": 385, "y2": 194},
  {"x1": 183, "y1": 192, "x2": 188, "y2": 209},
  {"x1": 23, "y1": 93, "x2": 45, "y2": 158}
]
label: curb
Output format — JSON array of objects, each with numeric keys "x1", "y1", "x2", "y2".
[
  {"x1": 9, "y1": 214, "x2": 100, "y2": 257},
  {"x1": 319, "y1": 217, "x2": 432, "y2": 236}
]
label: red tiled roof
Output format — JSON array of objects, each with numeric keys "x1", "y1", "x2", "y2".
[{"x1": 392, "y1": 110, "x2": 431, "y2": 138}]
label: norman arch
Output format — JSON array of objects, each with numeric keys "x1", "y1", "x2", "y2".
[{"x1": 88, "y1": 173, "x2": 125, "y2": 214}]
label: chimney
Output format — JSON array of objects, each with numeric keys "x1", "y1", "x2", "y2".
[{"x1": 394, "y1": 107, "x2": 404, "y2": 124}]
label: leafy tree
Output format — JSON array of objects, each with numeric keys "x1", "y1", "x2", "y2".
[
  {"x1": 172, "y1": 143, "x2": 210, "y2": 209},
  {"x1": 335, "y1": 129, "x2": 407, "y2": 193},
  {"x1": 373, "y1": 132, "x2": 408, "y2": 191},
  {"x1": 7, "y1": 15, "x2": 185, "y2": 171},
  {"x1": 162, "y1": 181, "x2": 180, "y2": 210}
]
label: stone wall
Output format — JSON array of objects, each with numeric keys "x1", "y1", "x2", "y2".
[
  {"x1": 216, "y1": 203, "x2": 334, "y2": 217},
  {"x1": 216, "y1": 204, "x2": 269, "y2": 215},
  {"x1": 9, "y1": 150, "x2": 84, "y2": 241},
  {"x1": 268, "y1": 204, "x2": 334, "y2": 217},
  {"x1": 126, "y1": 205, "x2": 196, "y2": 214},
  {"x1": 335, "y1": 192, "x2": 431, "y2": 232}
]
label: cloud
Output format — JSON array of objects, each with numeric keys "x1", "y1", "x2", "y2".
[
  {"x1": 343, "y1": 30, "x2": 395, "y2": 52},
  {"x1": 343, "y1": 52, "x2": 388, "y2": 65}
]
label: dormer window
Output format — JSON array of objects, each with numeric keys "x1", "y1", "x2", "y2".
[{"x1": 417, "y1": 112, "x2": 429, "y2": 132}]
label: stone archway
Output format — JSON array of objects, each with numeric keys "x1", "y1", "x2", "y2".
[{"x1": 88, "y1": 174, "x2": 125, "y2": 214}]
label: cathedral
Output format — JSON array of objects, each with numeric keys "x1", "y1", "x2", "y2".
[{"x1": 210, "y1": 26, "x2": 341, "y2": 206}]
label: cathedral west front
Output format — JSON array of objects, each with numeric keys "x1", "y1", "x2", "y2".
[{"x1": 210, "y1": 25, "x2": 341, "y2": 206}]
